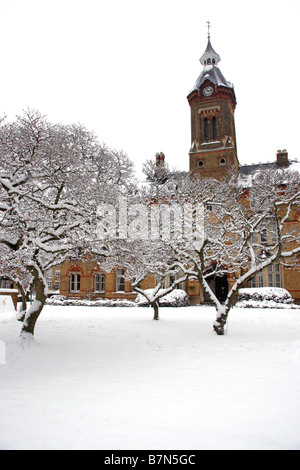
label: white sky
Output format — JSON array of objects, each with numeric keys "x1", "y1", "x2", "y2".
[{"x1": 0, "y1": 0, "x2": 299, "y2": 178}]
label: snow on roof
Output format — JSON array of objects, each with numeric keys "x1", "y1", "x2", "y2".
[
  {"x1": 0, "y1": 289, "x2": 18, "y2": 293},
  {"x1": 189, "y1": 64, "x2": 233, "y2": 95},
  {"x1": 238, "y1": 159, "x2": 300, "y2": 187},
  {"x1": 289, "y1": 160, "x2": 300, "y2": 173}
]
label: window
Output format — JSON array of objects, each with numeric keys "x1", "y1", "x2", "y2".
[
  {"x1": 55, "y1": 270, "x2": 60, "y2": 278},
  {"x1": 101, "y1": 274, "x2": 106, "y2": 292},
  {"x1": 268, "y1": 265, "x2": 273, "y2": 287},
  {"x1": 116, "y1": 268, "x2": 125, "y2": 292},
  {"x1": 261, "y1": 229, "x2": 267, "y2": 244},
  {"x1": 219, "y1": 158, "x2": 226, "y2": 166},
  {"x1": 70, "y1": 273, "x2": 81, "y2": 292},
  {"x1": 275, "y1": 264, "x2": 281, "y2": 288},
  {"x1": 94, "y1": 274, "x2": 99, "y2": 292},
  {"x1": 257, "y1": 271, "x2": 263, "y2": 287},
  {"x1": 251, "y1": 271, "x2": 263, "y2": 288},
  {"x1": 94, "y1": 273, "x2": 105, "y2": 292},
  {"x1": 212, "y1": 116, "x2": 217, "y2": 141},
  {"x1": 198, "y1": 159, "x2": 204, "y2": 168},
  {"x1": 251, "y1": 264, "x2": 281, "y2": 289},
  {"x1": 204, "y1": 117, "x2": 209, "y2": 142},
  {"x1": 0, "y1": 278, "x2": 14, "y2": 289},
  {"x1": 268, "y1": 264, "x2": 281, "y2": 288},
  {"x1": 71, "y1": 247, "x2": 82, "y2": 260}
]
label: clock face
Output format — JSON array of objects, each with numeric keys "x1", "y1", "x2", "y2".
[{"x1": 202, "y1": 86, "x2": 214, "y2": 97}]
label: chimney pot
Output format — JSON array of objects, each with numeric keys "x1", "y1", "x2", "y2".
[
  {"x1": 155, "y1": 152, "x2": 165, "y2": 167},
  {"x1": 276, "y1": 149, "x2": 288, "y2": 168}
]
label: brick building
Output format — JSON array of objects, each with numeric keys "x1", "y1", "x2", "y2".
[
  {"x1": 58, "y1": 252, "x2": 155, "y2": 302},
  {"x1": 55, "y1": 31, "x2": 299, "y2": 305}
]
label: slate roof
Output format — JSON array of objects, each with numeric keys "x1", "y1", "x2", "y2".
[
  {"x1": 238, "y1": 160, "x2": 300, "y2": 187},
  {"x1": 189, "y1": 64, "x2": 233, "y2": 94}
]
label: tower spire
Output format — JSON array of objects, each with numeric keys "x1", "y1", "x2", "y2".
[
  {"x1": 200, "y1": 23, "x2": 221, "y2": 66},
  {"x1": 207, "y1": 21, "x2": 211, "y2": 39}
]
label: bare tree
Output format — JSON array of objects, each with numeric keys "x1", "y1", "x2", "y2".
[
  {"x1": 171, "y1": 168, "x2": 300, "y2": 335},
  {"x1": 0, "y1": 109, "x2": 135, "y2": 343},
  {"x1": 118, "y1": 240, "x2": 187, "y2": 321}
]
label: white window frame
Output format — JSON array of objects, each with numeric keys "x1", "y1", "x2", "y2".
[
  {"x1": 116, "y1": 268, "x2": 125, "y2": 292},
  {"x1": 268, "y1": 263, "x2": 281, "y2": 288},
  {"x1": 70, "y1": 273, "x2": 81, "y2": 292},
  {"x1": 94, "y1": 273, "x2": 106, "y2": 292}
]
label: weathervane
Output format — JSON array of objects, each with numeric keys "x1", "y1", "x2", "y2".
[{"x1": 207, "y1": 21, "x2": 211, "y2": 39}]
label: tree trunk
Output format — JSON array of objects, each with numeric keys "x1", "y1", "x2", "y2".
[
  {"x1": 200, "y1": 275, "x2": 228, "y2": 335},
  {"x1": 151, "y1": 301, "x2": 159, "y2": 321},
  {"x1": 213, "y1": 309, "x2": 228, "y2": 335},
  {"x1": 213, "y1": 289, "x2": 238, "y2": 335},
  {"x1": 20, "y1": 267, "x2": 47, "y2": 344},
  {"x1": 16, "y1": 282, "x2": 27, "y2": 322}
]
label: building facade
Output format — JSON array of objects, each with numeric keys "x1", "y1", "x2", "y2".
[{"x1": 53, "y1": 32, "x2": 299, "y2": 305}]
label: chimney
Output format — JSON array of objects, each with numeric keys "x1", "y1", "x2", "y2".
[
  {"x1": 155, "y1": 152, "x2": 165, "y2": 168},
  {"x1": 276, "y1": 149, "x2": 288, "y2": 168}
]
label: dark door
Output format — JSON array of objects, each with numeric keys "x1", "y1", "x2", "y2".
[
  {"x1": 204, "y1": 273, "x2": 228, "y2": 303},
  {"x1": 215, "y1": 274, "x2": 228, "y2": 303}
]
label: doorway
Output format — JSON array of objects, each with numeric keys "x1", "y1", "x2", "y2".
[{"x1": 204, "y1": 273, "x2": 228, "y2": 303}]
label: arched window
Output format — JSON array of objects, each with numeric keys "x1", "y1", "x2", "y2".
[
  {"x1": 204, "y1": 117, "x2": 209, "y2": 142},
  {"x1": 212, "y1": 116, "x2": 217, "y2": 141}
]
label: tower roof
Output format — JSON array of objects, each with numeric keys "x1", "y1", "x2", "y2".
[
  {"x1": 200, "y1": 38, "x2": 221, "y2": 66},
  {"x1": 191, "y1": 64, "x2": 233, "y2": 92},
  {"x1": 188, "y1": 35, "x2": 234, "y2": 95}
]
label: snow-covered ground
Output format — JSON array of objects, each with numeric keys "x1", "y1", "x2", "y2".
[{"x1": 0, "y1": 304, "x2": 300, "y2": 450}]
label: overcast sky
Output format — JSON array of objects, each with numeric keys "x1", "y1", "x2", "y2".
[{"x1": 0, "y1": 0, "x2": 299, "y2": 178}]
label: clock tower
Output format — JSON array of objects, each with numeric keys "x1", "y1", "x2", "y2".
[{"x1": 187, "y1": 30, "x2": 239, "y2": 177}]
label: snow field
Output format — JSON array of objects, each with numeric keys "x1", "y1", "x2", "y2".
[{"x1": 0, "y1": 305, "x2": 300, "y2": 450}]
